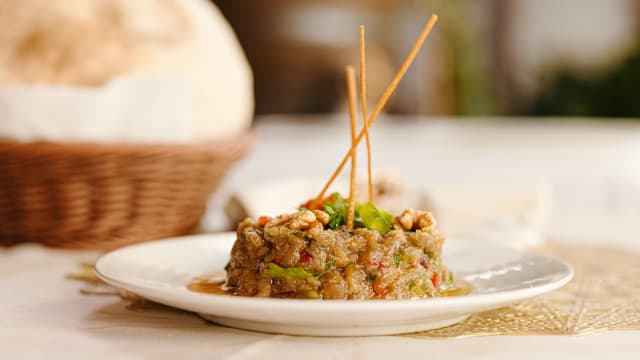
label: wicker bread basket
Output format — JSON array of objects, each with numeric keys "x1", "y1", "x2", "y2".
[{"x1": 0, "y1": 133, "x2": 253, "y2": 249}]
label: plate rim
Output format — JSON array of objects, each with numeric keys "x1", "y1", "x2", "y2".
[{"x1": 95, "y1": 232, "x2": 574, "y2": 313}]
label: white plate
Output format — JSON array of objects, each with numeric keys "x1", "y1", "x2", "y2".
[{"x1": 95, "y1": 232, "x2": 573, "y2": 336}]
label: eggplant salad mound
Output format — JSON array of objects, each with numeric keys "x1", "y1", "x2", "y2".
[{"x1": 225, "y1": 193, "x2": 454, "y2": 299}]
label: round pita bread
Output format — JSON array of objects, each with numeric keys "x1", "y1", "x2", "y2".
[{"x1": 0, "y1": 0, "x2": 253, "y2": 140}]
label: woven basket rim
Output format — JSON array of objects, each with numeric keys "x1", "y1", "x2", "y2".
[{"x1": 0, "y1": 131, "x2": 255, "y2": 154}]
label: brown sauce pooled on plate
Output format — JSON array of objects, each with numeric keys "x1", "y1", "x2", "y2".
[
  {"x1": 187, "y1": 277, "x2": 472, "y2": 298},
  {"x1": 439, "y1": 280, "x2": 472, "y2": 297},
  {"x1": 187, "y1": 280, "x2": 233, "y2": 296}
]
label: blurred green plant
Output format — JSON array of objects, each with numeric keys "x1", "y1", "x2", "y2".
[
  {"x1": 449, "y1": 17, "x2": 495, "y2": 116},
  {"x1": 422, "y1": 0, "x2": 496, "y2": 116},
  {"x1": 530, "y1": 47, "x2": 640, "y2": 117}
]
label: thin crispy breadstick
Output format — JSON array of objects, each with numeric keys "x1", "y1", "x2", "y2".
[
  {"x1": 345, "y1": 66, "x2": 358, "y2": 230},
  {"x1": 314, "y1": 14, "x2": 438, "y2": 204},
  {"x1": 360, "y1": 25, "x2": 374, "y2": 203}
]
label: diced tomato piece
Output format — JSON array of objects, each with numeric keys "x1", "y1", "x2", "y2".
[
  {"x1": 431, "y1": 273, "x2": 439, "y2": 288},
  {"x1": 258, "y1": 216, "x2": 273, "y2": 226},
  {"x1": 301, "y1": 194, "x2": 334, "y2": 211},
  {"x1": 301, "y1": 199, "x2": 322, "y2": 210},
  {"x1": 299, "y1": 248, "x2": 313, "y2": 263},
  {"x1": 274, "y1": 257, "x2": 282, "y2": 266},
  {"x1": 368, "y1": 259, "x2": 386, "y2": 270}
]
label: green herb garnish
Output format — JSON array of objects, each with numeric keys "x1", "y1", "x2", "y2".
[
  {"x1": 313, "y1": 255, "x2": 336, "y2": 278},
  {"x1": 261, "y1": 263, "x2": 314, "y2": 279},
  {"x1": 310, "y1": 193, "x2": 395, "y2": 234},
  {"x1": 323, "y1": 193, "x2": 348, "y2": 229},
  {"x1": 326, "y1": 255, "x2": 335, "y2": 269},
  {"x1": 304, "y1": 235, "x2": 314, "y2": 244},
  {"x1": 393, "y1": 253, "x2": 401, "y2": 267},
  {"x1": 368, "y1": 273, "x2": 377, "y2": 282}
]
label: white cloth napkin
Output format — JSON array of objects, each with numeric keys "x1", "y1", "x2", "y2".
[
  {"x1": 0, "y1": 76, "x2": 192, "y2": 143},
  {"x1": 419, "y1": 181, "x2": 550, "y2": 248}
]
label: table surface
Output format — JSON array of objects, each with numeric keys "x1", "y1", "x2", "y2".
[{"x1": 2, "y1": 116, "x2": 640, "y2": 359}]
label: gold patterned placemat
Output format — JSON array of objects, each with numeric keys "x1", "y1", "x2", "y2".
[
  {"x1": 70, "y1": 243, "x2": 640, "y2": 338},
  {"x1": 406, "y1": 243, "x2": 640, "y2": 338}
]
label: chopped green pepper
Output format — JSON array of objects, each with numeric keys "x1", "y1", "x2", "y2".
[
  {"x1": 421, "y1": 273, "x2": 429, "y2": 286},
  {"x1": 356, "y1": 202, "x2": 393, "y2": 234},
  {"x1": 409, "y1": 281, "x2": 425, "y2": 296},
  {"x1": 261, "y1": 263, "x2": 314, "y2": 279}
]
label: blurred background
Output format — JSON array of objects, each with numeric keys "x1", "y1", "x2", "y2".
[
  {"x1": 214, "y1": 0, "x2": 640, "y2": 118},
  {"x1": 2, "y1": 0, "x2": 640, "y2": 250}
]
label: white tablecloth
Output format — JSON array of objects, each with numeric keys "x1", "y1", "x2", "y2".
[{"x1": 2, "y1": 116, "x2": 640, "y2": 359}]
